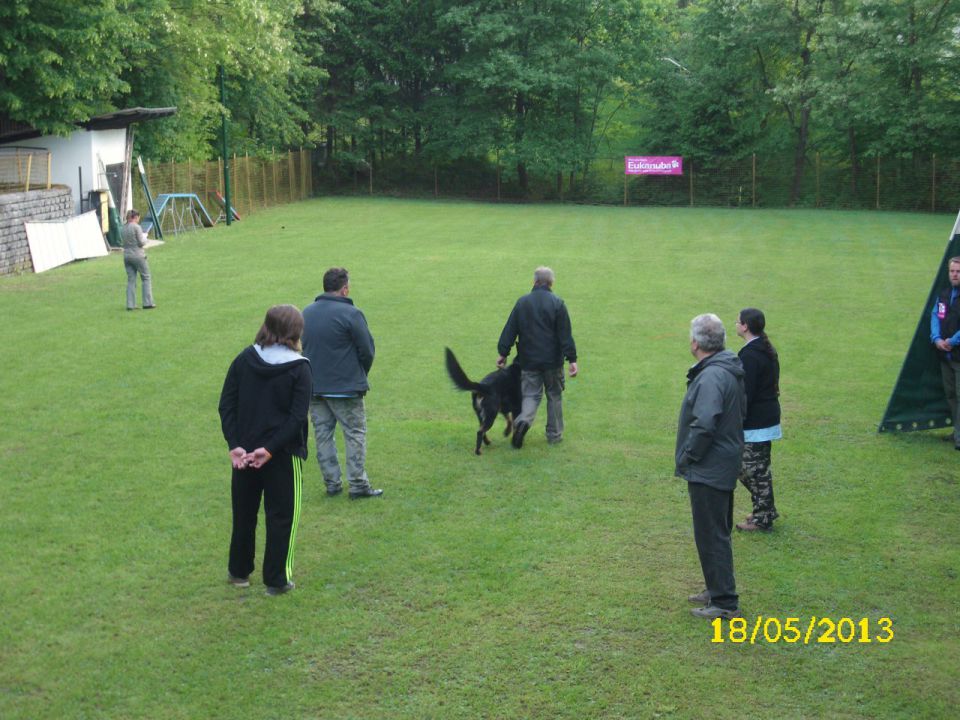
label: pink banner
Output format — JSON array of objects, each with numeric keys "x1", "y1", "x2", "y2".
[{"x1": 624, "y1": 156, "x2": 683, "y2": 175}]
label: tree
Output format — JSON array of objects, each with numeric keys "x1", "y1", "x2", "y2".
[
  {"x1": 121, "y1": 0, "x2": 318, "y2": 160},
  {"x1": 0, "y1": 0, "x2": 129, "y2": 134}
]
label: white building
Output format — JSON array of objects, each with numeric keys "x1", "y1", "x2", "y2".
[{"x1": 0, "y1": 107, "x2": 176, "y2": 216}]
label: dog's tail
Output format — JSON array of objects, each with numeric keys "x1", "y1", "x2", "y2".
[{"x1": 445, "y1": 347, "x2": 484, "y2": 393}]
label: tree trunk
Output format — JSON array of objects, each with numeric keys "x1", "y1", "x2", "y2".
[
  {"x1": 515, "y1": 92, "x2": 528, "y2": 194},
  {"x1": 847, "y1": 126, "x2": 859, "y2": 197},
  {"x1": 790, "y1": 105, "x2": 810, "y2": 205}
]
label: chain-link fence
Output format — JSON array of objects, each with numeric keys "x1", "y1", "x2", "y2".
[
  {"x1": 0, "y1": 147, "x2": 52, "y2": 193},
  {"x1": 318, "y1": 152, "x2": 960, "y2": 213},
  {"x1": 132, "y1": 149, "x2": 959, "y2": 220},
  {"x1": 131, "y1": 149, "x2": 313, "y2": 233}
]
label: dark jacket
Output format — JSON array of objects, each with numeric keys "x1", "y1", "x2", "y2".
[
  {"x1": 497, "y1": 285, "x2": 577, "y2": 371},
  {"x1": 302, "y1": 294, "x2": 375, "y2": 395},
  {"x1": 675, "y1": 350, "x2": 746, "y2": 491},
  {"x1": 739, "y1": 339, "x2": 781, "y2": 430},
  {"x1": 218, "y1": 346, "x2": 312, "y2": 459}
]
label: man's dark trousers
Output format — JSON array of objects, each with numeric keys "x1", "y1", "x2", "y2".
[{"x1": 688, "y1": 482, "x2": 739, "y2": 610}]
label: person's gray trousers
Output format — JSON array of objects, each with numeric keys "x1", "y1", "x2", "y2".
[
  {"x1": 124, "y1": 253, "x2": 154, "y2": 309},
  {"x1": 309, "y1": 396, "x2": 372, "y2": 492},
  {"x1": 517, "y1": 368, "x2": 564, "y2": 442}
]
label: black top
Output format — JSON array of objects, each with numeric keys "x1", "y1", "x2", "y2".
[
  {"x1": 738, "y1": 339, "x2": 781, "y2": 430},
  {"x1": 218, "y1": 346, "x2": 312, "y2": 459},
  {"x1": 498, "y1": 285, "x2": 577, "y2": 370}
]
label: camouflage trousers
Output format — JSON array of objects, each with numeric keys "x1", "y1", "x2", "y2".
[
  {"x1": 737, "y1": 441, "x2": 778, "y2": 528},
  {"x1": 309, "y1": 396, "x2": 372, "y2": 494}
]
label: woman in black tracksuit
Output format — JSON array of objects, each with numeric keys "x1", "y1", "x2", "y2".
[
  {"x1": 734, "y1": 308, "x2": 782, "y2": 532},
  {"x1": 219, "y1": 305, "x2": 312, "y2": 595}
]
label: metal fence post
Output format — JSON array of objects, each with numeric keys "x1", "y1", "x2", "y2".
[
  {"x1": 932, "y1": 154, "x2": 936, "y2": 213},
  {"x1": 875, "y1": 156, "x2": 881, "y2": 210},
  {"x1": 272, "y1": 148, "x2": 279, "y2": 205},
  {"x1": 261, "y1": 159, "x2": 269, "y2": 208},
  {"x1": 815, "y1": 152, "x2": 821, "y2": 208},
  {"x1": 245, "y1": 154, "x2": 253, "y2": 214}
]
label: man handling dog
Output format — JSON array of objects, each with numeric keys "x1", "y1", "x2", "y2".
[{"x1": 497, "y1": 266, "x2": 578, "y2": 448}]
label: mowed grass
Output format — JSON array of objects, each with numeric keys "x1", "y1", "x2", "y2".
[{"x1": 1, "y1": 198, "x2": 957, "y2": 719}]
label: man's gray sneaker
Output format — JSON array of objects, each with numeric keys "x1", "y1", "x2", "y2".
[
  {"x1": 227, "y1": 574, "x2": 250, "y2": 588},
  {"x1": 687, "y1": 589, "x2": 710, "y2": 605},
  {"x1": 690, "y1": 605, "x2": 740, "y2": 620}
]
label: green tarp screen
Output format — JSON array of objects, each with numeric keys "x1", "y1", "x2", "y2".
[{"x1": 879, "y1": 211, "x2": 960, "y2": 432}]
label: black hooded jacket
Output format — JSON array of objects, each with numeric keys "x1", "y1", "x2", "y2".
[
  {"x1": 738, "y1": 339, "x2": 781, "y2": 430},
  {"x1": 219, "y1": 346, "x2": 312, "y2": 459}
]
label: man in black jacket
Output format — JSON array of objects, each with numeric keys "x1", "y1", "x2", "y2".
[
  {"x1": 675, "y1": 313, "x2": 746, "y2": 620},
  {"x1": 930, "y1": 257, "x2": 960, "y2": 449},
  {"x1": 497, "y1": 266, "x2": 578, "y2": 448},
  {"x1": 302, "y1": 268, "x2": 383, "y2": 499}
]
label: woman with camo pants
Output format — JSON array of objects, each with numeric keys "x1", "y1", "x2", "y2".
[{"x1": 734, "y1": 308, "x2": 781, "y2": 532}]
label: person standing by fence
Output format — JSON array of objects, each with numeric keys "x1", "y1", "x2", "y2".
[
  {"x1": 930, "y1": 257, "x2": 960, "y2": 449},
  {"x1": 121, "y1": 210, "x2": 156, "y2": 311}
]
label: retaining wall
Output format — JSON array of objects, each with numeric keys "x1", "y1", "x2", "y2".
[{"x1": 0, "y1": 187, "x2": 74, "y2": 276}]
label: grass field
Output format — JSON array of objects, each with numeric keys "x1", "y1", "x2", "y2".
[{"x1": 1, "y1": 198, "x2": 957, "y2": 719}]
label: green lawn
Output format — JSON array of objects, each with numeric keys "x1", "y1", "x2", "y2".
[{"x1": 1, "y1": 198, "x2": 957, "y2": 719}]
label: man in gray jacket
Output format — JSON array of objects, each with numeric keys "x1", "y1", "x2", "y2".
[
  {"x1": 675, "y1": 313, "x2": 746, "y2": 619},
  {"x1": 302, "y1": 268, "x2": 382, "y2": 499}
]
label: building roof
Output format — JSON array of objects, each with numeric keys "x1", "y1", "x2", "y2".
[{"x1": 0, "y1": 107, "x2": 178, "y2": 144}]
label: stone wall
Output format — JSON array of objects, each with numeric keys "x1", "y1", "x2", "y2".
[{"x1": 0, "y1": 187, "x2": 74, "y2": 276}]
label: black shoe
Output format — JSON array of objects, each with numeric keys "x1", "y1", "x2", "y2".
[
  {"x1": 511, "y1": 421, "x2": 529, "y2": 449},
  {"x1": 349, "y1": 488, "x2": 384, "y2": 500},
  {"x1": 227, "y1": 573, "x2": 250, "y2": 588},
  {"x1": 265, "y1": 581, "x2": 295, "y2": 596},
  {"x1": 326, "y1": 485, "x2": 343, "y2": 497},
  {"x1": 143, "y1": 305, "x2": 157, "y2": 310}
]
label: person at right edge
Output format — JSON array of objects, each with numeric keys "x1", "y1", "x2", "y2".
[
  {"x1": 676, "y1": 313, "x2": 745, "y2": 620},
  {"x1": 930, "y1": 256, "x2": 960, "y2": 450},
  {"x1": 497, "y1": 266, "x2": 578, "y2": 448},
  {"x1": 734, "y1": 308, "x2": 782, "y2": 532}
]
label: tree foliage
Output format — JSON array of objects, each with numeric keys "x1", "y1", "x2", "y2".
[
  {"x1": 0, "y1": 0, "x2": 129, "y2": 134},
  {"x1": 1, "y1": 0, "x2": 958, "y2": 194}
]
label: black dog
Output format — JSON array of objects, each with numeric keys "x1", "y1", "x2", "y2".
[{"x1": 445, "y1": 347, "x2": 522, "y2": 455}]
